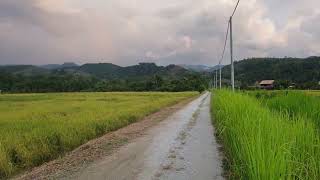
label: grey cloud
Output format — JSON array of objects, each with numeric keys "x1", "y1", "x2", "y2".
[
  {"x1": 0, "y1": 0, "x2": 116, "y2": 64},
  {"x1": 159, "y1": 51, "x2": 213, "y2": 65},
  {"x1": 157, "y1": 5, "x2": 188, "y2": 19},
  {"x1": 0, "y1": 0, "x2": 79, "y2": 36},
  {"x1": 177, "y1": 12, "x2": 223, "y2": 40},
  {"x1": 302, "y1": 14, "x2": 320, "y2": 38},
  {"x1": 0, "y1": 0, "x2": 319, "y2": 66}
]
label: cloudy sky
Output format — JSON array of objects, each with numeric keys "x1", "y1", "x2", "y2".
[{"x1": 0, "y1": 0, "x2": 319, "y2": 66}]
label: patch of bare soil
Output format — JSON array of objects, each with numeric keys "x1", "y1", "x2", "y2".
[{"x1": 13, "y1": 96, "x2": 197, "y2": 180}]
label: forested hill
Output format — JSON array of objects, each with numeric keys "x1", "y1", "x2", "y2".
[
  {"x1": 0, "y1": 63, "x2": 208, "y2": 93},
  {"x1": 221, "y1": 56, "x2": 320, "y2": 89},
  {"x1": 77, "y1": 63, "x2": 189, "y2": 79}
]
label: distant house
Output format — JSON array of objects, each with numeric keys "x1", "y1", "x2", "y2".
[
  {"x1": 289, "y1": 83, "x2": 296, "y2": 89},
  {"x1": 259, "y1": 80, "x2": 275, "y2": 90}
]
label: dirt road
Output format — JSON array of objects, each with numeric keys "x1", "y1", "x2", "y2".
[{"x1": 69, "y1": 92, "x2": 223, "y2": 180}]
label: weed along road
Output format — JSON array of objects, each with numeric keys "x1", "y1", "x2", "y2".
[{"x1": 67, "y1": 92, "x2": 223, "y2": 180}]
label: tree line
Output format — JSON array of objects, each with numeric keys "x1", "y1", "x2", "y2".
[
  {"x1": 0, "y1": 71, "x2": 208, "y2": 93},
  {"x1": 220, "y1": 57, "x2": 320, "y2": 90}
]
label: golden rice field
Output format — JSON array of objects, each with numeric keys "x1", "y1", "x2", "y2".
[
  {"x1": 0, "y1": 92, "x2": 197, "y2": 178},
  {"x1": 304, "y1": 90, "x2": 320, "y2": 96}
]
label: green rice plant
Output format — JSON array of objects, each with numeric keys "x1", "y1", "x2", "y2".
[
  {"x1": 248, "y1": 91, "x2": 320, "y2": 129},
  {"x1": 0, "y1": 92, "x2": 197, "y2": 178},
  {"x1": 263, "y1": 92, "x2": 320, "y2": 129},
  {"x1": 211, "y1": 90, "x2": 320, "y2": 179}
]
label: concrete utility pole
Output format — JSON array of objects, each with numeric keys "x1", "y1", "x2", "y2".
[
  {"x1": 219, "y1": 66, "x2": 222, "y2": 89},
  {"x1": 215, "y1": 70, "x2": 218, "y2": 89},
  {"x1": 229, "y1": 17, "x2": 235, "y2": 91},
  {"x1": 212, "y1": 73, "x2": 215, "y2": 89},
  {"x1": 215, "y1": 71, "x2": 218, "y2": 89}
]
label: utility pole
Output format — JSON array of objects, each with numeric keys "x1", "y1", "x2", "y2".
[
  {"x1": 212, "y1": 73, "x2": 215, "y2": 89},
  {"x1": 229, "y1": 17, "x2": 235, "y2": 91},
  {"x1": 219, "y1": 66, "x2": 222, "y2": 89},
  {"x1": 215, "y1": 70, "x2": 218, "y2": 89},
  {"x1": 214, "y1": 72, "x2": 217, "y2": 89}
]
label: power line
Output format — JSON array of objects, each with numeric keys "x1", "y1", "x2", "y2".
[
  {"x1": 222, "y1": 0, "x2": 241, "y2": 65},
  {"x1": 231, "y1": 0, "x2": 241, "y2": 18},
  {"x1": 221, "y1": 0, "x2": 241, "y2": 64},
  {"x1": 217, "y1": 22, "x2": 229, "y2": 89},
  {"x1": 218, "y1": 22, "x2": 230, "y2": 65}
]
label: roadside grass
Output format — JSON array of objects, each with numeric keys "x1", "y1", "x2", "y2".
[
  {"x1": 211, "y1": 90, "x2": 320, "y2": 179},
  {"x1": 0, "y1": 92, "x2": 197, "y2": 178}
]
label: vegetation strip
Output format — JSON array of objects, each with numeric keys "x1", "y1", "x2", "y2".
[
  {"x1": 0, "y1": 92, "x2": 197, "y2": 178},
  {"x1": 211, "y1": 90, "x2": 320, "y2": 179}
]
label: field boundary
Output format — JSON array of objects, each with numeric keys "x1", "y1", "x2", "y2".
[{"x1": 13, "y1": 95, "x2": 199, "y2": 180}]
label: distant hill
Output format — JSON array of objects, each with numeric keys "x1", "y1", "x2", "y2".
[
  {"x1": 2, "y1": 57, "x2": 319, "y2": 92},
  {"x1": 0, "y1": 62, "x2": 208, "y2": 93},
  {"x1": 0, "y1": 65, "x2": 50, "y2": 75},
  {"x1": 76, "y1": 63, "x2": 189, "y2": 79},
  {"x1": 41, "y1": 62, "x2": 79, "y2": 70},
  {"x1": 77, "y1": 63, "x2": 122, "y2": 78},
  {"x1": 208, "y1": 65, "x2": 225, "y2": 72},
  {"x1": 164, "y1": 64, "x2": 188, "y2": 75},
  {"x1": 179, "y1": 64, "x2": 224, "y2": 72},
  {"x1": 1, "y1": 63, "x2": 190, "y2": 79},
  {"x1": 179, "y1": 64, "x2": 211, "y2": 72},
  {"x1": 120, "y1": 63, "x2": 161, "y2": 77},
  {"x1": 221, "y1": 56, "x2": 320, "y2": 89}
]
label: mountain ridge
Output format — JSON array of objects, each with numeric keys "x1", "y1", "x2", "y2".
[
  {"x1": 40, "y1": 62, "x2": 79, "y2": 70},
  {"x1": 0, "y1": 62, "x2": 191, "y2": 79},
  {"x1": 0, "y1": 62, "x2": 207, "y2": 93}
]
